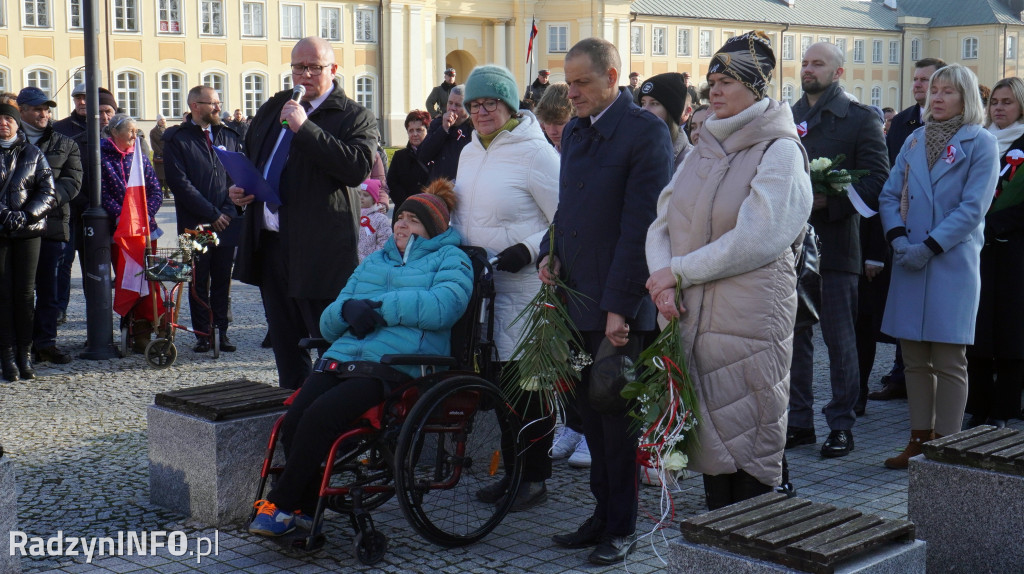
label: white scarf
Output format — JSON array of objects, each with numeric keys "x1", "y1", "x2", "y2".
[{"x1": 987, "y1": 121, "x2": 1024, "y2": 155}]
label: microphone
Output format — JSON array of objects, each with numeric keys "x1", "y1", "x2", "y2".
[{"x1": 281, "y1": 85, "x2": 306, "y2": 126}]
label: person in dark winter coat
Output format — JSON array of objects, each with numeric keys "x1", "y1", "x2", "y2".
[
  {"x1": 386, "y1": 109, "x2": 432, "y2": 207},
  {"x1": 163, "y1": 85, "x2": 244, "y2": 354},
  {"x1": 16, "y1": 87, "x2": 82, "y2": 366},
  {"x1": 524, "y1": 70, "x2": 551, "y2": 103},
  {"x1": 425, "y1": 67, "x2": 457, "y2": 118},
  {"x1": 419, "y1": 85, "x2": 474, "y2": 183},
  {"x1": 150, "y1": 114, "x2": 168, "y2": 195},
  {"x1": 230, "y1": 36, "x2": 378, "y2": 391},
  {"x1": 0, "y1": 103, "x2": 58, "y2": 382}
]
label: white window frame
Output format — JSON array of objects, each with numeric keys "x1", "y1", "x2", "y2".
[
  {"x1": 630, "y1": 25, "x2": 643, "y2": 55},
  {"x1": 157, "y1": 0, "x2": 182, "y2": 34},
  {"x1": 0, "y1": 66, "x2": 9, "y2": 93},
  {"x1": 199, "y1": 0, "x2": 224, "y2": 37},
  {"x1": 872, "y1": 39, "x2": 883, "y2": 63},
  {"x1": 835, "y1": 38, "x2": 847, "y2": 61},
  {"x1": 354, "y1": 7, "x2": 376, "y2": 43},
  {"x1": 112, "y1": 0, "x2": 138, "y2": 32},
  {"x1": 782, "y1": 84, "x2": 795, "y2": 105},
  {"x1": 24, "y1": 67, "x2": 54, "y2": 97},
  {"x1": 0, "y1": 3, "x2": 6, "y2": 27},
  {"x1": 23, "y1": 0, "x2": 51, "y2": 28},
  {"x1": 800, "y1": 36, "x2": 811, "y2": 58},
  {"x1": 158, "y1": 71, "x2": 186, "y2": 119},
  {"x1": 69, "y1": 68, "x2": 85, "y2": 109},
  {"x1": 319, "y1": 3, "x2": 342, "y2": 42},
  {"x1": 854, "y1": 85, "x2": 863, "y2": 102},
  {"x1": 871, "y1": 85, "x2": 882, "y2": 107},
  {"x1": 281, "y1": 72, "x2": 293, "y2": 91},
  {"x1": 242, "y1": 72, "x2": 266, "y2": 117},
  {"x1": 67, "y1": 0, "x2": 82, "y2": 30},
  {"x1": 853, "y1": 39, "x2": 865, "y2": 63},
  {"x1": 910, "y1": 37, "x2": 921, "y2": 62},
  {"x1": 547, "y1": 23, "x2": 568, "y2": 54},
  {"x1": 1009, "y1": 35, "x2": 1017, "y2": 60},
  {"x1": 355, "y1": 74, "x2": 375, "y2": 111},
  {"x1": 279, "y1": 3, "x2": 302, "y2": 40},
  {"x1": 676, "y1": 27, "x2": 690, "y2": 57},
  {"x1": 962, "y1": 37, "x2": 979, "y2": 59},
  {"x1": 698, "y1": 29, "x2": 713, "y2": 58},
  {"x1": 240, "y1": 0, "x2": 264, "y2": 38},
  {"x1": 889, "y1": 40, "x2": 899, "y2": 64},
  {"x1": 818, "y1": 35, "x2": 830, "y2": 44},
  {"x1": 652, "y1": 26, "x2": 666, "y2": 56},
  {"x1": 114, "y1": 69, "x2": 143, "y2": 118},
  {"x1": 201, "y1": 70, "x2": 227, "y2": 109},
  {"x1": 782, "y1": 35, "x2": 794, "y2": 61}
]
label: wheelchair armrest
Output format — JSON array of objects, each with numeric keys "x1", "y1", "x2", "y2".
[
  {"x1": 299, "y1": 337, "x2": 329, "y2": 351},
  {"x1": 379, "y1": 354, "x2": 457, "y2": 367}
]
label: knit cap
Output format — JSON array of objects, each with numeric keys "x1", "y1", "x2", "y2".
[
  {"x1": 637, "y1": 73, "x2": 689, "y2": 123},
  {"x1": 394, "y1": 179, "x2": 456, "y2": 239},
  {"x1": 0, "y1": 104, "x2": 20, "y2": 128},
  {"x1": 360, "y1": 179, "x2": 382, "y2": 204},
  {"x1": 98, "y1": 88, "x2": 118, "y2": 109},
  {"x1": 464, "y1": 65, "x2": 520, "y2": 115}
]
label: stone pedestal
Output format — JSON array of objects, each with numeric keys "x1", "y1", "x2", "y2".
[
  {"x1": 909, "y1": 455, "x2": 1024, "y2": 573},
  {"x1": 669, "y1": 537, "x2": 926, "y2": 574},
  {"x1": 148, "y1": 405, "x2": 285, "y2": 526},
  {"x1": 1, "y1": 455, "x2": 20, "y2": 573}
]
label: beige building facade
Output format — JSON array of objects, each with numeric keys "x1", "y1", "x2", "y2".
[{"x1": 2, "y1": 0, "x2": 1023, "y2": 145}]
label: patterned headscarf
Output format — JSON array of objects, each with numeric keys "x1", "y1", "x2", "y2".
[{"x1": 707, "y1": 31, "x2": 776, "y2": 99}]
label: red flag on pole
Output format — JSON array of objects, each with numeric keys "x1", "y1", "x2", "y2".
[
  {"x1": 526, "y1": 18, "x2": 538, "y2": 64},
  {"x1": 113, "y1": 144, "x2": 151, "y2": 316}
]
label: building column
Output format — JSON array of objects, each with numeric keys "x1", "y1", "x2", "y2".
[
  {"x1": 387, "y1": 3, "x2": 406, "y2": 143},
  {"x1": 493, "y1": 19, "x2": 507, "y2": 68},
  {"x1": 616, "y1": 18, "x2": 630, "y2": 85},
  {"x1": 409, "y1": 6, "x2": 424, "y2": 109},
  {"x1": 436, "y1": 15, "x2": 448, "y2": 76}
]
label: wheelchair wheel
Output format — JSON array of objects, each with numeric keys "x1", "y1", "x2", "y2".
[
  {"x1": 325, "y1": 441, "x2": 396, "y2": 514},
  {"x1": 213, "y1": 330, "x2": 220, "y2": 359},
  {"x1": 395, "y1": 375, "x2": 523, "y2": 547},
  {"x1": 145, "y1": 338, "x2": 177, "y2": 369},
  {"x1": 353, "y1": 530, "x2": 388, "y2": 565},
  {"x1": 119, "y1": 326, "x2": 129, "y2": 358}
]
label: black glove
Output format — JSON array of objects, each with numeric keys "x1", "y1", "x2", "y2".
[
  {"x1": 342, "y1": 299, "x2": 386, "y2": 339},
  {"x1": 495, "y1": 243, "x2": 532, "y2": 273}
]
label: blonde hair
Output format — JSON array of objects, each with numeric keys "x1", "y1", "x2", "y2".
[
  {"x1": 534, "y1": 83, "x2": 574, "y2": 125},
  {"x1": 924, "y1": 64, "x2": 985, "y2": 125},
  {"x1": 986, "y1": 76, "x2": 1024, "y2": 127}
]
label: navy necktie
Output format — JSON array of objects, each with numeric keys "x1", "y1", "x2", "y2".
[{"x1": 266, "y1": 101, "x2": 311, "y2": 213}]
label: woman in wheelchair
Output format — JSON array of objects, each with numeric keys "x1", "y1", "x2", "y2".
[{"x1": 249, "y1": 182, "x2": 473, "y2": 537}]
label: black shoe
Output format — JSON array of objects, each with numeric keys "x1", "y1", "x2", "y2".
[
  {"x1": 56, "y1": 311, "x2": 67, "y2": 326},
  {"x1": 193, "y1": 338, "x2": 211, "y2": 353},
  {"x1": 867, "y1": 382, "x2": 907, "y2": 400},
  {"x1": 785, "y1": 426, "x2": 816, "y2": 449},
  {"x1": 985, "y1": 418, "x2": 1008, "y2": 429},
  {"x1": 475, "y1": 476, "x2": 510, "y2": 503},
  {"x1": 218, "y1": 333, "x2": 236, "y2": 352},
  {"x1": 15, "y1": 346, "x2": 35, "y2": 380},
  {"x1": 588, "y1": 533, "x2": 637, "y2": 565},
  {"x1": 35, "y1": 345, "x2": 73, "y2": 364},
  {"x1": 1, "y1": 347, "x2": 19, "y2": 382},
  {"x1": 502, "y1": 481, "x2": 547, "y2": 513},
  {"x1": 966, "y1": 414, "x2": 987, "y2": 429},
  {"x1": 821, "y1": 430, "x2": 854, "y2": 458},
  {"x1": 552, "y1": 516, "x2": 606, "y2": 549},
  {"x1": 261, "y1": 332, "x2": 273, "y2": 348}
]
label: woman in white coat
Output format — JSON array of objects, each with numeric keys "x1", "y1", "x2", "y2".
[
  {"x1": 451, "y1": 65, "x2": 561, "y2": 512},
  {"x1": 878, "y1": 64, "x2": 998, "y2": 469}
]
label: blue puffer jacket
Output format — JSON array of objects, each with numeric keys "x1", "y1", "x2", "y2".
[{"x1": 319, "y1": 227, "x2": 474, "y2": 377}]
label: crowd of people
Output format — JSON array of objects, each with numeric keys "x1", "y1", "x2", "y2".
[{"x1": 0, "y1": 28, "x2": 1018, "y2": 567}]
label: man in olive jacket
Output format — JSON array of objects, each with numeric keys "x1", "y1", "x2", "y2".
[
  {"x1": 787, "y1": 42, "x2": 890, "y2": 458},
  {"x1": 230, "y1": 37, "x2": 378, "y2": 390}
]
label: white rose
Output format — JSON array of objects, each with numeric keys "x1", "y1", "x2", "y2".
[
  {"x1": 809, "y1": 157, "x2": 832, "y2": 172},
  {"x1": 520, "y1": 376, "x2": 542, "y2": 392},
  {"x1": 662, "y1": 451, "x2": 688, "y2": 472}
]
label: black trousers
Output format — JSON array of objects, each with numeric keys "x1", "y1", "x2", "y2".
[
  {"x1": 32, "y1": 239, "x2": 64, "y2": 348},
  {"x1": 259, "y1": 231, "x2": 332, "y2": 390},
  {"x1": 268, "y1": 372, "x2": 387, "y2": 514},
  {"x1": 577, "y1": 330, "x2": 643, "y2": 537},
  {"x1": 0, "y1": 237, "x2": 41, "y2": 347},
  {"x1": 702, "y1": 470, "x2": 773, "y2": 511},
  {"x1": 966, "y1": 357, "x2": 1024, "y2": 420},
  {"x1": 496, "y1": 361, "x2": 554, "y2": 483},
  {"x1": 189, "y1": 231, "x2": 237, "y2": 340}
]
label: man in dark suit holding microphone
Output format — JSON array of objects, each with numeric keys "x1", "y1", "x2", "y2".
[{"x1": 230, "y1": 36, "x2": 378, "y2": 390}]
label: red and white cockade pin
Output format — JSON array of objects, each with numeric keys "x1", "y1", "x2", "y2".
[
  {"x1": 796, "y1": 121, "x2": 808, "y2": 138},
  {"x1": 944, "y1": 145, "x2": 957, "y2": 164},
  {"x1": 1000, "y1": 149, "x2": 1024, "y2": 177}
]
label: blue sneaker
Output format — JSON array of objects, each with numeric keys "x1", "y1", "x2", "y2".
[
  {"x1": 292, "y1": 511, "x2": 314, "y2": 531},
  {"x1": 248, "y1": 500, "x2": 296, "y2": 537}
]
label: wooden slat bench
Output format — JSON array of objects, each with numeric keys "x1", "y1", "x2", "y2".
[
  {"x1": 149, "y1": 380, "x2": 292, "y2": 525},
  {"x1": 909, "y1": 425, "x2": 1024, "y2": 573},
  {"x1": 675, "y1": 492, "x2": 923, "y2": 574}
]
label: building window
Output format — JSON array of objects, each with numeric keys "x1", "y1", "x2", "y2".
[
  {"x1": 676, "y1": 28, "x2": 690, "y2": 57},
  {"x1": 547, "y1": 24, "x2": 567, "y2": 53},
  {"x1": 354, "y1": 8, "x2": 375, "y2": 43},
  {"x1": 23, "y1": 0, "x2": 49, "y2": 27},
  {"x1": 68, "y1": 68, "x2": 85, "y2": 108},
  {"x1": 962, "y1": 37, "x2": 979, "y2": 59},
  {"x1": 356, "y1": 76, "x2": 374, "y2": 110},
  {"x1": 871, "y1": 86, "x2": 882, "y2": 107},
  {"x1": 200, "y1": 0, "x2": 223, "y2": 36},
  {"x1": 782, "y1": 84, "x2": 795, "y2": 105},
  {"x1": 115, "y1": 71, "x2": 141, "y2": 117},
  {"x1": 159, "y1": 72, "x2": 184, "y2": 119},
  {"x1": 1008, "y1": 35, "x2": 1016, "y2": 59},
  {"x1": 280, "y1": 4, "x2": 301, "y2": 39},
  {"x1": 112, "y1": 0, "x2": 137, "y2": 32},
  {"x1": 835, "y1": 38, "x2": 847, "y2": 60},
  {"x1": 652, "y1": 26, "x2": 666, "y2": 56},
  {"x1": 26, "y1": 68, "x2": 52, "y2": 96},
  {"x1": 782, "y1": 35, "x2": 794, "y2": 60},
  {"x1": 818, "y1": 36, "x2": 830, "y2": 44},
  {"x1": 68, "y1": 0, "x2": 81, "y2": 29},
  {"x1": 853, "y1": 39, "x2": 865, "y2": 63},
  {"x1": 158, "y1": 0, "x2": 181, "y2": 33},
  {"x1": 872, "y1": 40, "x2": 882, "y2": 63},
  {"x1": 798, "y1": 36, "x2": 810, "y2": 58},
  {"x1": 319, "y1": 5, "x2": 340, "y2": 41},
  {"x1": 241, "y1": 1, "x2": 263, "y2": 37},
  {"x1": 910, "y1": 37, "x2": 921, "y2": 61},
  {"x1": 281, "y1": 73, "x2": 292, "y2": 90},
  {"x1": 889, "y1": 40, "x2": 899, "y2": 64},
  {"x1": 242, "y1": 73, "x2": 265, "y2": 117},
  {"x1": 855, "y1": 86, "x2": 863, "y2": 102},
  {"x1": 0, "y1": 68, "x2": 7, "y2": 93},
  {"x1": 201, "y1": 72, "x2": 225, "y2": 105},
  {"x1": 630, "y1": 25, "x2": 643, "y2": 55},
  {"x1": 699, "y1": 30, "x2": 712, "y2": 58}
]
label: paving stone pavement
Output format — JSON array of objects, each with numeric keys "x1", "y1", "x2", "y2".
[{"x1": 2, "y1": 200, "x2": 1019, "y2": 573}]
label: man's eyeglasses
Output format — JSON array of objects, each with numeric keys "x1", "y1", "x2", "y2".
[
  {"x1": 468, "y1": 99, "x2": 500, "y2": 114},
  {"x1": 291, "y1": 64, "x2": 330, "y2": 76},
  {"x1": 195, "y1": 101, "x2": 222, "y2": 107}
]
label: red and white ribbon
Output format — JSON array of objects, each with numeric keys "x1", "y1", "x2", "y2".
[
  {"x1": 944, "y1": 145, "x2": 957, "y2": 164},
  {"x1": 1000, "y1": 148, "x2": 1024, "y2": 178},
  {"x1": 796, "y1": 121, "x2": 808, "y2": 138},
  {"x1": 359, "y1": 215, "x2": 375, "y2": 236}
]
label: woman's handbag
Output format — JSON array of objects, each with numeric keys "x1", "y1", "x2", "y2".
[
  {"x1": 793, "y1": 223, "x2": 822, "y2": 330},
  {"x1": 589, "y1": 337, "x2": 641, "y2": 415}
]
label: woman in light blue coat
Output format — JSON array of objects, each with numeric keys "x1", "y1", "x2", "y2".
[{"x1": 878, "y1": 64, "x2": 999, "y2": 469}]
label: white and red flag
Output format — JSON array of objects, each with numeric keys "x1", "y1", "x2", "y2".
[
  {"x1": 526, "y1": 18, "x2": 538, "y2": 64},
  {"x1": 112, "y1": 144, "x2": 151, "y2": 316}
]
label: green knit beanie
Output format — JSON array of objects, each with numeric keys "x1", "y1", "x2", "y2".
[{"x1": 463, "y1": 65, "x2": 520, "y2": 114}]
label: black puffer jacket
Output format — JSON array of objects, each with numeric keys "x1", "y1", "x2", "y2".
[
  {"x1": 33, "y1": 126, "x2": 83, "y2": 241},
  {"x1": 0, "y1": 133, "x2": 58, "y2": 239}
]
